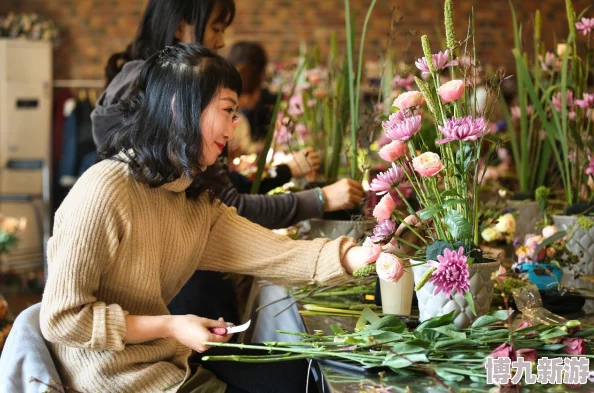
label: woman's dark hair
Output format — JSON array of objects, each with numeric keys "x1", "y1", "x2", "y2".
[
  {"x1": 228, "y1": 42, "x2": 268, "y2": 95},
  {"x1": 99, "y1": 43, "x2": 242, "y2": 201},
  {"x1": 105, "y1": 0, "x2": 235, "y2": 86},
  {"x1": 227, "y1": 41, "x2": 268, "y2": 75}
]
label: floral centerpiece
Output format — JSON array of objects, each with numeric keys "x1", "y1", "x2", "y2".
[
  {"x1": 353, "y1": 0, "x2": 503, "y2": 328},
  {"x1": 0, "y1": 12, "x2": 58, "y2": 42}
]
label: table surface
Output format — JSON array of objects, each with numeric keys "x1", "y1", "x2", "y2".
[{"x1": 300, "y1": 294, "x2": 594, "y2": 393}]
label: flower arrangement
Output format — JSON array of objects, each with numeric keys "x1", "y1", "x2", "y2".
[
  {"x1": 355, "y1": 1, "x2": 503, "y2": 318},
  {"x1": 512, "y1": 0, "x2": 594, "y2": 209},
  {"x1": 0, "y1": 12, "x2": 58, "y2": 42}
]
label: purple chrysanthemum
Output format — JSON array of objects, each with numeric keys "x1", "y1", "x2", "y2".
[
  {"x1": 576, "y1": 93, "x2": 594, "y2": 109},
  {"x1": 436, "y1": 116, "x2": 486, "y2": 144},
  {"x1": 415, "y1": 50, "x2": 459, "y2": 75},
  {"x1": 428, "y1": 246, "x2": 470, "y2": 298},
  {"x1": 369, "y1": 164, "x2": 408, "y2": 195},
  {"x1": 382, "y1": 113, "x2": 422, "y2": 141},
  {"x1": 370, "y1": 219, "x2": 397, "y2": 243}
]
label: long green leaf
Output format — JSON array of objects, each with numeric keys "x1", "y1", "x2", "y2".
[{"x1": 250, "y1": 93, "x2": 283, "y2": 194}]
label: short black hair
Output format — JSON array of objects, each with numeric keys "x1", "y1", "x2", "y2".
[{"x1": 99, "y1": 43, "x2": 242, "y2": 201}]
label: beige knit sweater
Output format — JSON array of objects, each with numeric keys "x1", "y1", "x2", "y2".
[{"x1": 40, "y1": 159, "x2": 355, "y2": 393}]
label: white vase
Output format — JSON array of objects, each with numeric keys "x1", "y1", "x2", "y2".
[
  {"x1": 379, "y1": 269, "x2": 414, "y2": 316},
  {"x1": 412, "y1": 259, "x2": 500, "y2": 329}
]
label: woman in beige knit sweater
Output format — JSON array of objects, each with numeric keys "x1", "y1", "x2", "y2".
[{"x1": 39, "y1": 44, "x2": 375, "y2": 393}]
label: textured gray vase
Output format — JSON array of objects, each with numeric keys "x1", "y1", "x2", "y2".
[
  {"x1": 506, "y1": 200, "x2": 543, "y2": 240},
  {"x1": 553, "y1": 215, "x2": 594, "y2": 313},
  {"x1": 412, "y1": 260, "x2": 501, "y2": 329},
  {"x1": 308, "y1": 218, "x2": 374, "y2": 241},
  {"x1": 553, "y1": 215, "x2": 594, "y2": 276}
]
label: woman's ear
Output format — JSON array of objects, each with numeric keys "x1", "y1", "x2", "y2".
[{"x1": 175, "y1": 20, "x2": 193, "y2": 43}]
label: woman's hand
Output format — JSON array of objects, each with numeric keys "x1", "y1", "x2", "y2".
[
  {"x1": 321, "y1": 179, "x2": 365, "y2": 212},
  {"x1": 287, "y1": 148, "x2": 321, "y2": 177},
  {"x1": 169, "y1": 315, "x2": 232, "y2": 353}
]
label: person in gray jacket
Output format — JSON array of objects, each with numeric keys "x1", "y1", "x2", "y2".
[{"x1": 90, "y1": 0, "x2": 364, "y2": 325}]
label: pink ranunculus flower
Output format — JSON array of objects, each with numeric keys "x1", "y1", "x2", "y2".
[
  {"x1": 542, "y1": 225, "x2": 559, "y2": 239},
  {"x1": 489, "y1": 342, "x2": 516, "y2": 361},
  {"x1": 362, "y1": 237, "x2": 382, "y2": 265},
  {"x1": 516, "y1": 348, "x2": 537, "y2": 362},
  {"x1": 576, "y1": 17, "x2": 594, "y2": 35},
  {"x1": 437, "y1": 80, "x2": 465, "y2": 103},
  {"x1": 563, "y1": 338, "x2": 586, "y2": 355},
  {"x1": 393, "y1": 91, "x2": 425, "y2": 110},
  {"x1": 375, "y1": 252, "x2": 405, "y2": 282},
  {"x1": 378, "y1": 140, "x2": 409, "y2": 162},
  {"x1": 412, "y1": 152, "x2": 444, "y2": 177},
  {"x1": 372, "y1": 194, "x2": 397, "y2": 221}
]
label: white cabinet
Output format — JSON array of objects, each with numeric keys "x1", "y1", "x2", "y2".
[{"x1": 0, "y1": 39, "x2": 52, "y2": 272}]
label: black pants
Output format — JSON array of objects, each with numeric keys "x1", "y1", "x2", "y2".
[
  {"x1": 199, "y1": 348, "x2": 319, "y2": 393},
  {"x1": 168, "y1": 271, "x2": 240, "y2": 325}
]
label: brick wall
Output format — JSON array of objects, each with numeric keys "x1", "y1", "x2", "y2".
[{"x1": 1, "y1": 0, "x2": 591, "y2": 81}]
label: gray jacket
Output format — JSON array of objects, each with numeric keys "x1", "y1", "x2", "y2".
[{"x1": 90, "y1": 61, "x2": 323, "y2": 229}]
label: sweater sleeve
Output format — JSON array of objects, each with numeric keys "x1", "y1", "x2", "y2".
[
  {"x1": 220, "y1": 186, "x2": 323, "y2": 230},
  {"x1": 40, "y1": 172, "x2": 130, "y2": 351},
  {"x1": 200, "y1": 201, "x2": 355, "y2": 286}
]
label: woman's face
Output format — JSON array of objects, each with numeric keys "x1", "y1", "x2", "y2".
[
  {"x1": 202, "y1": 5, "x2": 228, "y2": 53},
  {"x1": 200, "y1": 88, "x2": 239, "y2": 166},
  {"x1": 175, "y1": 4, "x2": 227, "y2": 53}
]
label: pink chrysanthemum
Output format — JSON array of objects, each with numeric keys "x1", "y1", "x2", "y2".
[
  {"x1": 437, "y1": 116, "x2": 486, "y2": 144},
  {"x1": 428, "y1": 247, "x2": 470, "y2": 298},
  {"x1": 371, "y1": 219, "x2": 397, "y2": 243},
  {"x1": 369, "y1": 163, "x2": 408, "y2": 195},
  {"x1": 415, "y1": 50, "x2": 459, "y2": 75},
  {"x1": 382, "y1": 113, "x2": 422, "y2": 141},
  {"x1": 576, "y1": 17, "x2": 594, "y2": 35},
  {"x1": 576, "y1": 93, "x2": 594, "y2": 109}
]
